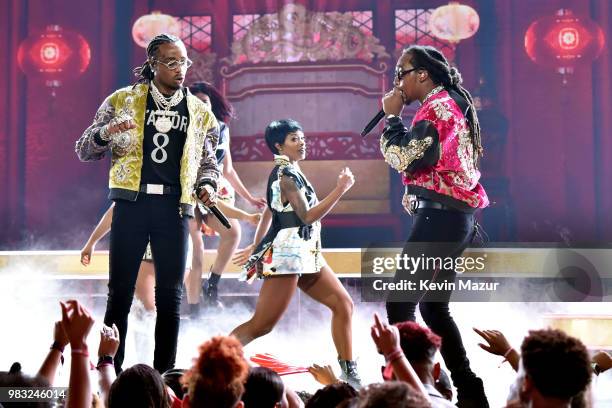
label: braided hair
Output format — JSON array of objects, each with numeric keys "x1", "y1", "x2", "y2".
[
  {"x1": 132, "y1": 33, "x2": 182, "y2": 83},
  {"x1": 403, "y1": 45, "x2": 483, "y2": 166}
]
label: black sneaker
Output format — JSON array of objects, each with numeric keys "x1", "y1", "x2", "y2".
[{"x1": 202, "y1": 280, "x2": 224, "y2": 309}]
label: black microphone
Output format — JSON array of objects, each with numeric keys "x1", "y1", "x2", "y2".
[
  {"x1": 360, "y1": 109, "x2": 385, "y2": 137},
  {"x1": 208, "y1": 205, "x2": 232, "y2": 229}
]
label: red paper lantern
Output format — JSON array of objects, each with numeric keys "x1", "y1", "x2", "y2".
[
  {"x1": 429, "y1": 2, "x2": 480, "y2": 43},
  {"x1": 17, "y1": 25, "x2": 91, "y2": 89},
  {"x1": 132, "y1": 11, "x2": 180, "y2": 48},
  {"x1": 525, "y1": 9, "x2": 605, "y2": 75}
]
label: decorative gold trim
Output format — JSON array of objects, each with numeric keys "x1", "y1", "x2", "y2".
[
  {"x1": 226, "y1": 84, "x2": 383, "y2": 100},
  {"x1": 225, "y1": 4, "x2": 389, "y2": 64},
  {"x1": 220, "y1": 61, "x2": 388, "y2": 78},
  {"x1": 380, "y1": 136, "x2": 433, "y2": 172}
]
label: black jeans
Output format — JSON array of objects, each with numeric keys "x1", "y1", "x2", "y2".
[
  {"x1": 105, "y1": 194, "x2": 188, "y2": 373},
  {"x1": 386, "y1": 208, "x2": 488, "y2": 406}
]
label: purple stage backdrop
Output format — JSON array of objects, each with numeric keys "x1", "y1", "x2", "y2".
[{"x1": 1, "y1": 0, "x2": 611, "y2": 248}]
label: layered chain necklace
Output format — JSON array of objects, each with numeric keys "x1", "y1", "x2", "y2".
[{"x1": 150, "y1": 81, "x2": 185, "y2": 133}]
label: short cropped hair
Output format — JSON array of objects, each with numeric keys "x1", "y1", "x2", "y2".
[{"x1": 264, "y1": 119, "x2": 303, "y2": 155}]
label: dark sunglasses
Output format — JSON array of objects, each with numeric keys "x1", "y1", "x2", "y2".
[{"x1": 395, "y1": 67, "x2": 418, "y2": 82}]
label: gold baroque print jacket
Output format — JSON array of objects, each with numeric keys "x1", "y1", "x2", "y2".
[{"x1": 75, "y1": 83, "x2": 220, "y2": 216}]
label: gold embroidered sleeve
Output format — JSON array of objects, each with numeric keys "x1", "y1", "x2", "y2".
[
  {"x1": 75, "y1": 93, "x2": 117, "y2": 162},
  {"x1": 380, "y1": 136, "x2": 433, "y2": 172},
  {"x1": 196, "y1": 111, "x2": 220, "y2": 190}
]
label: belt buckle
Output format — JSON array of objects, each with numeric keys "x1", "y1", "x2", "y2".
[
  {"x1": 402, "y1": 192, "x2": 418, "y2": 215},
  {"x1": 146, "y1": 184, "x2": 164, "y2": 195},
  {"x1": 409, "y1": 198, "x2": 418, "y2": 214}
]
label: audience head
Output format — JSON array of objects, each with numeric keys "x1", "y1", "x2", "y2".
[
  {"x1": 241, "y1": 367, "x2": 284, "y2": 408},
  {"x1": 162, "y1": 368, "x2": 187, "y2": 400},
  {"x1": 0, "y1": 363, "x2": 51, "y2": 408},
  {"x1": 356, "y1": 381, "x2": 432, "y2": 408},
  {"x1": 108, "y1": 364, "x2": 170, "y2": 408},
  {"x1": 434, "y1": 368, "x2": 453, "y2": 401},
  {"x1": 305, "y1": 382, "x2": 357, "y2": 408},
  {"x1": 395, "y1": 321, "x2": 442, "y2": 383},
  {"x1": 184, "y1": 335, "x2": 249, "y2": 408},
  {"x1": 510, "y1": 329, "x2": 591, "y2": 404}
]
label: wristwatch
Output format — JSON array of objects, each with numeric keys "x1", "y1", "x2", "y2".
[
  {"x1": 97, "y1": 355, "x2": 114, "y2": 367},
  {"x1": 592, "y1": 362, "x2": 602, "y2": 376}
]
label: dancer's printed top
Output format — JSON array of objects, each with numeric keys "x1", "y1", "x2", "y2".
[
  {"x1": 380, "y1": 86, "x2": 489, "y2": 210},
  {"x1": 241, "y1": 155, "x2": 325, "y2": 283}
]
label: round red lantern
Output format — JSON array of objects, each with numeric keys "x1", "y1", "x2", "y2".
[
  {"x1": 17, "y1": 25, "x2": 91, "y2": 84},
  {"x1": 525, "y1": 9, "x2": 605, "y2": 75}
]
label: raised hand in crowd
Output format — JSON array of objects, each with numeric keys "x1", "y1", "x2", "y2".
[
  {"x1": 97, "y1": 324, "x2": 120, "y2": 404},
  {"x1": 37, "y1": 320, "x2": 70, "y2": 385},
  {"x1": 473, "y1": 327, "x2": 520, "y2": 371},
  {"x1": 60, "y1": 299, "x2": 95, "y2": 408},
  {"x1": 592, "y1": 350, "x2": 612, "y2": 375},
  {"x1": 308, "y1": 364, "x2": 340, "y2": 386},
  {"x1": 370, "y1": 313, "x2": 429, "y2": 399}
]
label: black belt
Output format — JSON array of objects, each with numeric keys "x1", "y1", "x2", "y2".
[
  {"x1": 138, "y1": 184, "x2": 181, "y2": 195},
  {"x1": 413, "y1": 199, "x2": 470, "y2": 213}
]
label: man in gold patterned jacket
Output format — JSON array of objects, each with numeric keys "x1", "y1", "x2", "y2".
[{"x1": 75, "y1": 34, "x2": 219, "y2": 373}]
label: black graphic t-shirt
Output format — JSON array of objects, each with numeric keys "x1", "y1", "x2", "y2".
[{"x1": 140, "y1": 90, "x2": 189, "y2": 186}]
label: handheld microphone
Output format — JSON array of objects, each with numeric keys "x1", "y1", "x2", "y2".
[
  {"x1": 196, "y1": 184, "x2": 231, "y2": 229},
  {"x1": 208, "y1": 205, "x2": 231, "y2": 229},
  {"x1": 360, "y1": 109, "x2": 385, "y2": 137}
]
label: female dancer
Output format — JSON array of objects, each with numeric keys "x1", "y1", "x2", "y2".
[
  {"x1": 231, "y1": 119, "x2": 360, "y2": 387},
  {"x1": 380, "y1": 45, "x2": 489, "y2": 407},
  {"x1": 185, "y1": 82, "x2": 266, "y2": 313}
]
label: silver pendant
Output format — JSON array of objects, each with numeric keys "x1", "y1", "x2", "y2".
[{"x1": 155, "y1": 115, "x2": 172, "y2": 133}]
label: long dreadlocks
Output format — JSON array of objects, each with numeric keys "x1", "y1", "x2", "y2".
[
  {"x1": 402, "y1": 45, "x2": 483, "y2": 167},
  {"x1": 132, "y1": 33, "x2": 182, "y2": 83}
]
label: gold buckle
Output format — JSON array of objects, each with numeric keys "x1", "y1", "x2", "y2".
[{"x1": 146, "y1": 184, "x2": 164, "y2": 195}]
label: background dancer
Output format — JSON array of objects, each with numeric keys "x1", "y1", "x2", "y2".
[
  {"x1": 379, "y1": 45, "x2": 489, "y2": 407},
  {"x1": 75, "y1": 33, "x2": 219, "y2": 373},
  {"x1": 185, "y1": 81, "x2": 266, "y2": 315},
  {"x1": 231, "y1": 119, "x2": 360, "y2": 387},
  {"x1": 80, "y1": 199, "x2": 260, "y2": 314}
]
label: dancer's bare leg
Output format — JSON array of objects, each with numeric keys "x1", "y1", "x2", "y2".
[
  {"x1": 230, "y1": 275, "x2": 298, "y2": 346},
  {"x1": 135, "y1": 261, "x2": 156, "y2": 312},
  {"x1": 185, "y1": 217, "x2": 204, "y2": 304},
  {"x1": 206, "y1": 215, "x2": 241, "y2": 275},
  {"x1": 300, "y1": 264, "x2": 354, "y2": 360},
  {"x1": 201, "y1": 215, "x2": 241, "y2": 306}
]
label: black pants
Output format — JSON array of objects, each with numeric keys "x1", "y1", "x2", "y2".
[
  {"x1": 104, "y1": 194, "x2": 188, "y2": 373},
  {"x1": 386, "y1": 208, "x2": 488, "y2": 406}
]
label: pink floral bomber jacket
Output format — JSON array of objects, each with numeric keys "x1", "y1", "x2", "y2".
[{"x1": 379, "y1": 86, "x2": 489, "y2": 211}]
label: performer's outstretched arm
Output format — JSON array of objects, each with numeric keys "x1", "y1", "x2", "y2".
[
  {"x1": 281, "y1": 168, "x2": 354, "y2": 225},
  {"x1": 80, "y1": 203, "x2": 114, "y2": 266},
  {"x1": 232, "y1": 207, "x2": 271, "y2": 266}
]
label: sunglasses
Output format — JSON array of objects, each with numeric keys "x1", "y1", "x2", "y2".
[
  {"x1": 395, "y1": 67, "x2": 418, "y2": 82},
  {"x1": 155, "y1": 58, "x2": 193, "y2": 70}
]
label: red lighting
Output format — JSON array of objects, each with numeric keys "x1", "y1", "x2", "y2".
[
  {"x1": 18, "y1": 25, "x2": 91, "y2": 83},
  {"x1": 525, "y1": 9, "x2": 605, "y2": 71}
]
